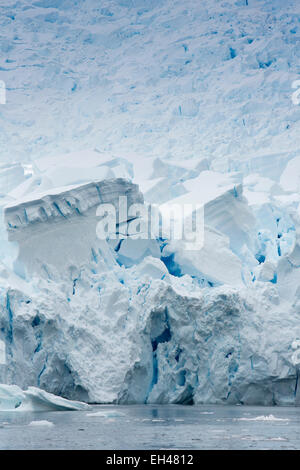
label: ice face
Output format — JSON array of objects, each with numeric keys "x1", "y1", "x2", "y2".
[
  {"x1": 4, "y1": 178, "x2": 144, "y2": 279},
  {"x1": 1, "y1": 267, "x2": 300, "y2": 405}
]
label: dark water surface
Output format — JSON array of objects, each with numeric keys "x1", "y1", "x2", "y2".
[{"x1": 0, "y1": 404, "x2": 299, "y2": 450}]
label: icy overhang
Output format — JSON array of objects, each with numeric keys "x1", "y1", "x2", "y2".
[
  {"x1": 5, "y1": 178, "x2": 143, "y2": 241},
  {"x1": 4, "y1": 178, "x2": 143, "y2": 277}
]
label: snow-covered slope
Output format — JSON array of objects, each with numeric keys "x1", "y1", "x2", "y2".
[{"x1": 0, "y1": 0, "x2": 300, "y2": 405}]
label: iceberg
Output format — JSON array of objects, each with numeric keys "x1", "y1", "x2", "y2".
[
  {"x1": 0, "y1": 145, "x2": 300, "y2": 406},
  {"x1": 0, "y1": 0, "x2": 300, "y2": 408}
]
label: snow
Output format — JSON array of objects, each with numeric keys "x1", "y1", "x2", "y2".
[
  {"x1": 0, "y1": 0, "x2": 300, "y2": 406},
  {"x1": 0, "y1": 384, "x2": 89, "y2": 411},
  {"x1": 0, "y1": 164, "x2": 26, "y2": 196},
  {"x1": 4, "y1": 178, "x2": 143, "y2": 278},
  {"x1": 161, "y1": 227, "x2": 243, "y2": 286}
]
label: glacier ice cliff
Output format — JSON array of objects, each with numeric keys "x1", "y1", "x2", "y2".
[{"x1": 0, "y1": 384, "x2": 89, "y2": 411}]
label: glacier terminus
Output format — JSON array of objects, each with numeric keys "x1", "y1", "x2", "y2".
[{"x1": 0, "y1": 0, "x2": 300, "y2": 422}]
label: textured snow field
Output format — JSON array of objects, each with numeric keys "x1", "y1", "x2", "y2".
[{"x1": 1, "y1": 405, "x2": 300, "y2": 450}]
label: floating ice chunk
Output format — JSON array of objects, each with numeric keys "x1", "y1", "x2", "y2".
[
  {"x1": 0, "y1": 163, "x2": 26, "y2": 196},
  {"x1": 280, "y1": 156, "x2": 300, "y2": 192},
  {"x1": 0, "y1": 384, "x2": 89, "y2": 411},
  {"x1": 235, "y1": 415, "x2": 289, "y2": 422},
  {"x1": 32, "y1": 150, "x2": 133, "y2": 188}
]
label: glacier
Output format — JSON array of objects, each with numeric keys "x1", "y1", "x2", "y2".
[{"x1": 0, "y1": 0, "x2": 300, "y2": 407}]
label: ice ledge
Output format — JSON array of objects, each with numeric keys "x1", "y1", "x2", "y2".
[{"x1": 4, "y1": 178, "x2": 143, "y2": 241}]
